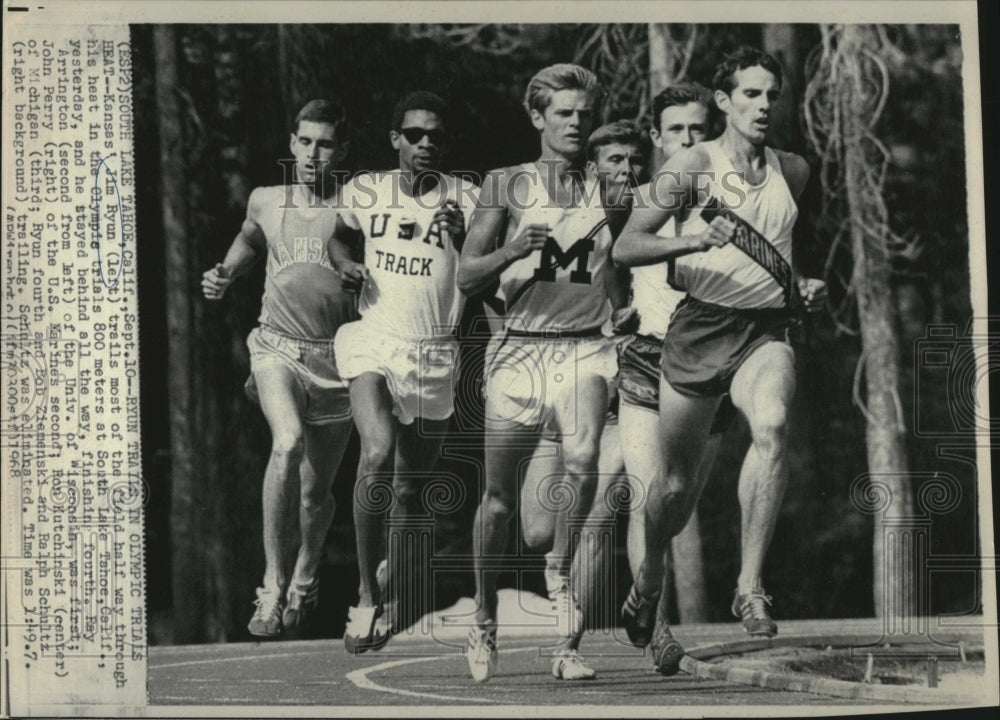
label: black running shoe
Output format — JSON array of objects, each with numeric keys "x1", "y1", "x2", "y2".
[
  {"x1": 650, "y1": 618, "x2": 685, "y2": 676},
  {"x1": 621, "y1": 583, "x2": 659, "y2": 648}
]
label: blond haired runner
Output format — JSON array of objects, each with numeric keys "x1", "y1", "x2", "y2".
[{"x1": 459, "y1": 64, "x2": 628, "y2": 683}]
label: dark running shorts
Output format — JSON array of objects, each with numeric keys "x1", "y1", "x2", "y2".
[
  {"x1": 660, "y1": 297, "x2": 794, "y2": 398},
  {"x1": 620, "y1": 333, "x2": 736, "y2": 434}
]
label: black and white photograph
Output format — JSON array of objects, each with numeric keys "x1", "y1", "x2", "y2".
[{"x1": 2, "y1": 0, "x2": 997, "y2": 715}]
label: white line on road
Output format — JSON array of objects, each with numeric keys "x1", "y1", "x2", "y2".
[
  {"x1": 153, "y1": 649, "x2": 333, "y2": 670},
  {"x1": 345, "y1": 645, "x2": 539, "y2": 704}
]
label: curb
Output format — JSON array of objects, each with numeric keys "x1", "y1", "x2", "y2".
[{"x1": 679, "y1": 632, "x2": 986, "y2": 705}]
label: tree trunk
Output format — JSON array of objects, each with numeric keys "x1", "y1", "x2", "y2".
[
  {"x1": 156, "y1": 26, "x2": 204, "y2": 644},
  {"x1": 647, "y1": 23, "x2": 675, "y2": 97},
  {"x1": 840, "y1": 25, "x2": 914, "y2": 618},
  {"x1": 762, "y1": 24, "x2": 806, "y2": 152}
]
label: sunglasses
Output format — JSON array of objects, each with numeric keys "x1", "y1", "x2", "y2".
[{"x1": 400, "y1": 127, "x2": 449, "y2": 146}]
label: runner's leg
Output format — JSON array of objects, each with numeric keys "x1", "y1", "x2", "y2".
[
  {"x1": 386, "y1": 417, "x2": 450, "y2": 631},
  {"x1": 729, "y1": 341, "x2": 796, "y2": 594},
  {"x1": 349, "y1": 372, "x2": 397, "y2": 607},
  {"x1": 254, "y1": 364, "x2": 308, "y2": 596},
  {"x1": 552, "y1": 373, "x2": 608, "y2": 653},
  {"x1": 572, "y1": 421, "x2": 625, "y2": 632},
  {"x1": 290, "y1": 417, "x2": 354, "y2": 589},
  {"x1": 641, "y1": 378, "x2": 718, "y2": 599},
  {"x1": 473, "y1": 414, "x2": 540, "y2": 626}
]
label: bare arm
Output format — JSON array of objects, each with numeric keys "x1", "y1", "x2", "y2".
[
  {"x1": 458, "y1": 170, "x2": 548, "y2": 297},
  {"x1": 201, "y1": 187, "x2": 268, "y2": 300},
  {"x1": 604, "y1": 194, "x2": 634, "y2": 309},
  {"x1": 613, "y1": 147, "x2": 733, "y2": 268},
  {"x1": 327, "y1": 213, "x2": 369, "y2": 293},
  {"x1": 777, "y1": 151, "x2": 828, "y2": 313}
]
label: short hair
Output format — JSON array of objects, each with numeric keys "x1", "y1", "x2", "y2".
[
  {"x1": 712, "y1": 46, "x2": 783, "y2": 96},
  {"x1": 523, "y1": 63, "x2": 602, "y2": 116},
  {"x1": 650, "y1": 83, "x2": 712, "y2": 133},
  {"x1": 391, "y1": 90, "x2": 448, "y2": 130},
  {"x1": 586, "y1": 120, "x2": 641, "y2": 162},
  {"x1": 294, "y1": 99, "x2": 348, "y2": 140}
]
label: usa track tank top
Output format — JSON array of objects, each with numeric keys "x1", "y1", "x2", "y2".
[{"x1": 339, "y1": 171, "x2": 477, "y2": 338}]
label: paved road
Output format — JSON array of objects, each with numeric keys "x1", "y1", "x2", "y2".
[{"x1": 148, "y1": 612, "x2": 994, "y2": 709}]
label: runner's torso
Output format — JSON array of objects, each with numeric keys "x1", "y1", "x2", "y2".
[
  {"x1": 675, "y1": 140, "x2": 798, "y2": 309},
  {"x1": 497, "y1": 163, "x2": 613, "y2": 333},
  {"x1": 630, "y1": 204, "x2": 686, "y2": 339},
  {"x1": 340, "y1": 171, "x2": 477, "y2": 337},
  {"x1": 256, "y1": 184, "x2": 356, "y2": 339}
]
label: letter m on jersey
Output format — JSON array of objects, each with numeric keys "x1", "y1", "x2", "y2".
[{"x1": 533, "y1": 237, "x2": 594, "y2": 284}]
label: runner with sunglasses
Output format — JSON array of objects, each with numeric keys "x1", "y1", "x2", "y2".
[{"x1": 329, "y1": 91, "x2": 478, "y2": 653}]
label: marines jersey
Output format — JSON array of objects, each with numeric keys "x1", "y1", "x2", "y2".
[
  {"x1": 256, "y1": 184, "x2": 357, "y2": 339},
  {"x1": 497, "y1": 164, "x2": 613, "y2": 334},
  {"x1": 339, "y1": 171, "x2": 478, "y2": 338},
  {"x1": 675, "y1": 141, "x2": 798, "y2": 309}
]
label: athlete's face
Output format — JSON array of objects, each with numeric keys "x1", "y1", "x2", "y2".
[
  {"x1": 391, "y1": 109, "x2": 447, "y2": 174},
  {"x1": 716, "y1": 65, "x2": 781, "y2": 145},
  {"x1": 532, "y1": 89, "x2": 595, "y2": 159},
  {"x1": 651, "y1": 102, "x2": 709, "y2": 161},
  {"x1": 587, "y1": 142, "x2": 641, "y2": 203},
  {"x1": 289, "y1": 120, "x2": 343, "y2": 184}
]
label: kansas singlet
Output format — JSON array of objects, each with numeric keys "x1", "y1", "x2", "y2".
[
  {"x1": 256, "y1": 184, "x2": 356, "y2": 338},
  {"x1": 496, "y1": 163, "x2": 613, "y2": 333},
  {"x1": 339, "y1": 171, "x2": 477, "y2": 337},
  {"x1": 674, "y1": 140, "x2": 798, "y2": 309}
]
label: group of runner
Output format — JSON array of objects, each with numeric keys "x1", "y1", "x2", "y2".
[{"x1": 201, "y1": 45, "x2": 827, "y2": 684}]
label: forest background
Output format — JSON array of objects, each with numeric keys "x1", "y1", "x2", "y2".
[{"x1": 130, "y1": 22, "x2": 981, "y2": 644}]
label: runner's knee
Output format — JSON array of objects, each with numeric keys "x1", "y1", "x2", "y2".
[
  {"x1": 271, "y1": 430, "x2": 305, "y2": 464},
  {"x1": 300, "y1": 487, "x2": 333, "y2": 514},
  {"x1": 394, "y1": 477, "x2": 422, "y2": 516},
  {"x1": 482, "y1": 487, "x2": 516, "y2": 523},
  {"x1": 358, "y1": 435, "x2": 394, "y2": 472},
  {"x1": 749, "y1": 401, "x2": 789, "y2": 456},
  {"x1": 521, "y1": 522, "x2": 551, "y2": 551},
  {"x1": 562, "y1": 441, "x2": 600, "y2": 477}
]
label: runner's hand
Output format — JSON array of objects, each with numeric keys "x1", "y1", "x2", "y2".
[
  {"x1": 202, "y1": 263, "x2": 232, "y2": 300},
  {"x1": 339, "y1": 261, "x2": 370, "y2": 294},
  {"x1": 433, "y1": 201, "x2": 466, "y2": 248},
  {"x1": 797, "y1": 278, "x2": 827, "y2": 313},
  {"x1": 504, "y1": 223, "x2": 550, "y2": 261},
  {"x1": 611, "y1": 306, "x2": 640, "y2": 335},
  {"x1": 696, "y1": 216, "x2": 736, "y2": 250}
]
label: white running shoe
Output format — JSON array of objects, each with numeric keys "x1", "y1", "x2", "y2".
[
  {"x1": 466, "y1": 623, "x2": 498, "y2": 683},
  {"x1": 551, "y1": 649, "x2": 597, "y2": 680},
  {"x1": 376, "y1": 558, "x2": 388, "y2": 596},
  {"x1": 551, "y1": 582, "x2": 584, "y2": 638}
]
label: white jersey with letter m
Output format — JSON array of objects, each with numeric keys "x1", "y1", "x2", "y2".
[{"x1": 497, "y1": 163, "x2": 612, "y2": 333}]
